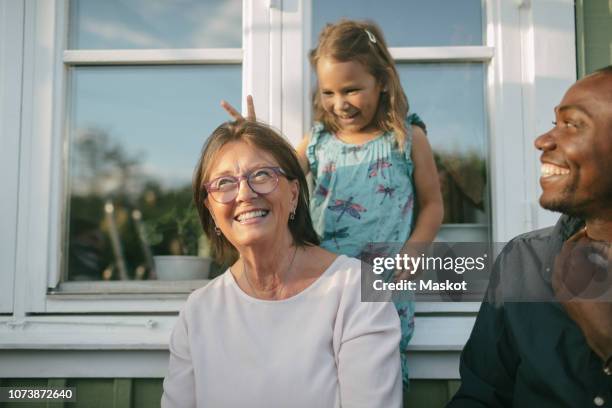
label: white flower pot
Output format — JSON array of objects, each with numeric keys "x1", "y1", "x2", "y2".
[{"x1": 153, "y1": 255, "x2": 212, "y2": 280}]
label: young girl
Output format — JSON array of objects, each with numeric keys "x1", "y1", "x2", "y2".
[
  {"x1": 296, "y1": 19, "x2": 443, "y2": 387},
  {"x1": 222, "y1": 19, "x2": 443, "y2": 387}
]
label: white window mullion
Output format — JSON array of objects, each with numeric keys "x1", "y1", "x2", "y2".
[
  {"x1": 63, "y1": 49, "x2": 243, "y2": 65},
  {"x1": 243, "y1": 0, "x2": 270, "y2": 122},
  {"x1": 47, "y1": 0, "x2": 68, "y2": 290},
  {"x1": 486, "y1": 0, "x2": 527, "y2": 242},
  {"x1": 280, "y1": 0, "x2": 308, "y2": 145},
  {"x1": 529, "y1": 0, "x2": 576, "y2": 231},
  {"x1": 0, "y1": 0, "x2": 25, "y2": 314},
  {"x1": 390, "y1": 46, "x2": 493, "y2": 62},
  {"x1": 301, "y1": 0, "x2": 313, "y2": 137},
  {"x1": 16, "y1": 0, "x2": 62, "y2": 313},
  {"x1": 268, "y1": 1, "x2": 282, "y2": 131},
  {"x1": 486, "y1": 0, "x2": 575, "y2": 242}
]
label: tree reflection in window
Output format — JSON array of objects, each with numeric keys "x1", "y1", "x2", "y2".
[
  {"x1": 434, "y1": 150, "x2": 487, "y2": 224},
  {"x1": 67, "y1": 127, "x2": 210, "y2": 281}
]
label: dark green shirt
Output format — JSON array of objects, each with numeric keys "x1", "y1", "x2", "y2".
[{"x1": 449, "y1": 215, "x2": 612, "y2": 407}]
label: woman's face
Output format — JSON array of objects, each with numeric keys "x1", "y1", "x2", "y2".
[{"x1": 204, "y1": 140, "x2": 298, "y2": 250}]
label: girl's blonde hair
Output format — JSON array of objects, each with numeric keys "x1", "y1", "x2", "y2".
[{"x1": 310, "y1": 19, "x2": 409, "y2": 149}]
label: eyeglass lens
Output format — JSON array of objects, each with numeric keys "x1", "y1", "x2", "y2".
[{"x1": 209, "y1": 168, "x2": 279, "y2": 203}]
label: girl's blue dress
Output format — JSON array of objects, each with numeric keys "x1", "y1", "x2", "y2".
[{"x1": 307, "y1": 114, "x2": 425, "y2": 385}]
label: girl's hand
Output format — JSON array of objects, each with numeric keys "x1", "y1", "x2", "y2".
[
  {"x1": 393, "y1": 267, "x2": 417, "y2": 283},
  {"x1": 221, "y1": 94, "x2": 256, "y2": 121},
  {"x1": 393, "y1": 247, "x2": 424, "y2": 282}
]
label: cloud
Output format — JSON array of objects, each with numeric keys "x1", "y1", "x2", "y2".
[
  {"x1": 186, "y1": 0, "x2": 242, "y2": 48},
  {"x1": 82, "y1": 17, "x2": 169, "y2": 48}
]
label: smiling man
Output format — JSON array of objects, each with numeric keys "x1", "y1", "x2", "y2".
[{"x1": 448, "y1": 67, "x2": 612, "y2": 407}]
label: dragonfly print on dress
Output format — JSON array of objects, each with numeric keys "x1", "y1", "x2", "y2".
[
  {"x1": 315, "y1": 161, "x2": 336, "y2": 199},
  {"x1": 376, "y1": 184, "x2": 396, "y2": 204},
  {"x1": 327, "y1": 196, "x2": 367, "y2": 222},
  {"x1": 358, "y1": 243, "x2": 393, "y2": 265},
  {"x1": 368, "y1": 158, "x2": 392, "y2": 179},
  {"x1": 400, "y1": 193, "x2": 414, "y2": 218},
  {"x1": 341, "y1": 145, "x2": 363, "y2": 160},
  {"x1": 397, "y1": 306, "x2": 409, "y2": 318},
  {"x1": 322, "y1": 161, "x2": 336, "y2": 174},
  {"x1": 321, "y1": 226, "x2": 350, "y2": 250},
  {"x1": 315, "y1": 184, "x2": 329, "y2": 198}
]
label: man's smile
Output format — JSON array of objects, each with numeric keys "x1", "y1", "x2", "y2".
[{"x1": 540, "y1": 163, "x2": 570, "y2": 178}]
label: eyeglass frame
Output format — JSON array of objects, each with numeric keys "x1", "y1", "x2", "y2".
[{"x1": 203, "y1": 166, "x2": 288, "y2": 204}]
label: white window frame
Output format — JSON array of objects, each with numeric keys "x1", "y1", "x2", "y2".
[
  {"x1": 1, "y1": 0, "x2": 576, "y2": 375},
  {"x1": 0, "y1": 0, "x2": 24, "y2": 314},
  {"x1": 7, "y1": 0, "x2": 275, "y2": 317}
]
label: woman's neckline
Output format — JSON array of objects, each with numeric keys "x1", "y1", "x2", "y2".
[{"x1": 226, "y1": 254, "x2": 346, "y2": 304}]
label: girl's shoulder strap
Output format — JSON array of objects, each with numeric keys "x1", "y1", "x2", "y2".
[
  {"x1": 407, "y1": 112, "x2": 427, "y2": 134},
  {"x1": 403, "y1": 113, "x2": 427, "y2": 159},
  {"x1": 306, "y1": 122, "x2": 330, "y2": 176}
]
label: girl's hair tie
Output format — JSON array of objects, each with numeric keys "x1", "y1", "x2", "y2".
[{"x1": 364, "y1": 29, "x2": 377, "y2": 44}]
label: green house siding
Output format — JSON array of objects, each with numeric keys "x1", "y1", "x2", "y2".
[
  {"x1": 576, "y1": 0, "x2": 612, "y2": 77},
  {"x1": 0, "y1": 378, "x2": 163, "y2": 408},
  {"x1": 0, "y1": 378, "x2": 458, "y2": 407}
]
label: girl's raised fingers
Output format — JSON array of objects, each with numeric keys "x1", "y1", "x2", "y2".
[
  {"x1": 246, "y1": 95, "x2": 256, "y2": 120},
  {"x1": 220, "y1": 100, "x2": 244, "y2": 121}
]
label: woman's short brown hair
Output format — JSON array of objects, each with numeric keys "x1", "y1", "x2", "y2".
[{"x1": 193, "y1": 120, "x2": 320, "y2": 264}]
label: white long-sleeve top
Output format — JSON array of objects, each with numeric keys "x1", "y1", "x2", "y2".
[{"x1": 161, "y1": 255, "x2": 402, "y2": 408}]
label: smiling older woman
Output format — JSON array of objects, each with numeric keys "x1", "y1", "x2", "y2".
[{"x1": 161, "y1": 120, "x2": 402, "y2": 408}]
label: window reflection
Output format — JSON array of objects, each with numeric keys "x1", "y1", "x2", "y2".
[
  {"x1": 312, "y1": 0, "x2": 482, "y2": 47},
  {"x1": 66, "y1": 66, "x2": 241, "y2": 281},
  {"x1": 69, "y1": 0, "x2": 242, "y2": 49},
  {"x1": 397, "y1": 63, "x2": 488, "y2": 225}
]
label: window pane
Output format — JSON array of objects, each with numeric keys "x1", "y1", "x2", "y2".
[
  {"x1": 65, "y1": 65, "x2": 241, "y2": 281},
  {"x1": 69, "y1": 0, "x2": 242, "y2": 49},
  {"x1": 397, "y1": 63, "x2": 489, "y2": 227},
  {"x1": 312, "y1": 0, "x2": 483, "y2": 47}
]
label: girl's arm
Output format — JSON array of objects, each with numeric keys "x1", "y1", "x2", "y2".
[
  {"x1": 295, "y1": 134, "x2": 311, "y2": 175},
  {"x1": 406, "y1": 125, "x2": 444, "y2": 243},
  {"x1": 395, "y1": 126, "x2": 443, "y2": 279}
]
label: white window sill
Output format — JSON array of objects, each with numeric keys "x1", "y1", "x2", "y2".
[
  {"x1": 0, "y1": 315, "x2": 474, "y2": 351},
  {"x1": 0, "y1": 348, "x2": 464, "y2": 379},
  {"x1": 45, "y1": 280, "x2": 211, "y2": 313},
  {"x1": 0, "y1": 314, "x2": 474, "y2": 379}
]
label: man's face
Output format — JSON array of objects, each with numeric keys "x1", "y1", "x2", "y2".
[{"x1": 534, "y1": 73, "x2": 612, "y2": 218}]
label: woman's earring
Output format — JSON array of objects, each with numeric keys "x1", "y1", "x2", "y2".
[
  {"x1": 214, "y1": 226, "x2": 221, "y2": 236},
  {"x1": 289, "y1": 209, "x2": 296, "y2": 220}
]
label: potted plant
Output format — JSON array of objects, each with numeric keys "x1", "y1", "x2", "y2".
[{"x1": 143, "y1": 204, "x2": 212, "y2": 280}]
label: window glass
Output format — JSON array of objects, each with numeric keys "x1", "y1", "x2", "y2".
[
  {"x1": 397, "y1": 63, "x2": 488, "y2": 226},
  {"x1": 65, "y1": 65, "x2": 241, "y2": 281},
  {"x1": 69, "y1": 0, "x2": 242, "y2": 49},
  {"x1": 312, "y1": 0, "x2": 483, "y2": 47}
]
